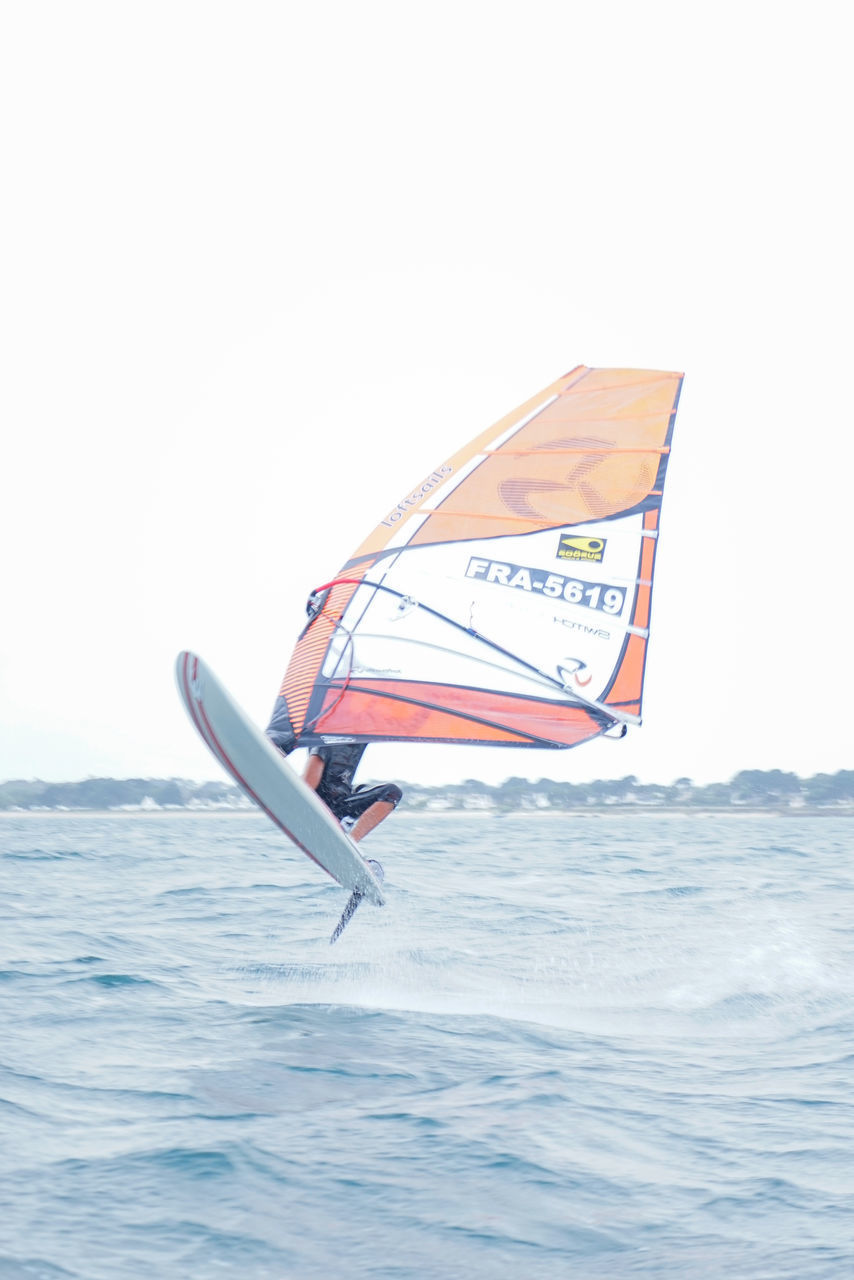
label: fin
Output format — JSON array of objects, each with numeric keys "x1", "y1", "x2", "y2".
[{"x1": 329, "y1": 859, "x2": 384, "y2": 944}]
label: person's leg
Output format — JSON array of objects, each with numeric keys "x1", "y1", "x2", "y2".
[
  {"x1": 341, "y1": 783, "x2": 402, "y2": 842},
  {"x1": 350, "y1": 800, "x2": 395, "y2": 842}
]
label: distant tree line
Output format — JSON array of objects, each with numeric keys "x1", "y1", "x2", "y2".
[
  {"x1": 1, "y1": 770, "x2": 853, "y2": 812},
  {"x1": 0, "y1": 777, "x2": 249, "y2": 811},
  {"x1": 401, "y1": 769, "x2": 854, "y2": 812}
]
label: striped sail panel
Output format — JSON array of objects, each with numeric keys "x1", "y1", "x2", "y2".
[
  {"x1": 272, "y1": 366, "x2": 682, "y2": 750},
  {"x1": 277, "y1": 577, "x2": 366, "y2": 738}
]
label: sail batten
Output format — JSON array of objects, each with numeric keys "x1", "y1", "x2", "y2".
[{"x1": 484, "y1": 446, "x2": 672, "y2": 455}]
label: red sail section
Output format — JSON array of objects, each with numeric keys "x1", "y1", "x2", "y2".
[{"x1": 311, "y1": 682, "x2": 605, "y2": 748}]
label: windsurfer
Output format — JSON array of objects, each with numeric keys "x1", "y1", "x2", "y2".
[{"x1": 301, "y1": 742, "x2": 401, "y2": 842}]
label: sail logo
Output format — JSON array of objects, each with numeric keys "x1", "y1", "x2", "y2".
[
  {"x1": 557, "y1": 534, "x2": 606, "y2": 563},
  {"x1": 381, "y1": 465, "x2": 453, "y2": 527},
  {"x1": 555, "y1": 617, "x2": 611, "y2": 641}
]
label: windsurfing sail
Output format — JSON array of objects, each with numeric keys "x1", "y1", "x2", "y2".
[{"x1": 267, "y1": 365, "x2": 683, "y2": 753}]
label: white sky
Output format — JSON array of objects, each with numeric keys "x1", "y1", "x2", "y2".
[{"x1": 2, "y1": 1, "x2": 851, "y2": 789}]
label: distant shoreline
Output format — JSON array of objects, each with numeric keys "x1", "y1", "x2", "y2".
[
  {"x1": 2, "y1": 806, "x2": 852, "y2": 819},
  {"x1": 2, "y1": 770, "x2": 852, "y2": 817}
]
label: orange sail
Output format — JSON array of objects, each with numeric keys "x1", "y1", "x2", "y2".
[{"x1": 267, "y1": 366, "x2": 683, "y2": 753}]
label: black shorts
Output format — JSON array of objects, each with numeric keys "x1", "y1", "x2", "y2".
[{"x1": 329, "y1": 782, "x2": 402, "y2": 822}]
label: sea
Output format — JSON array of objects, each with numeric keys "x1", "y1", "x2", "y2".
[{"x1": 1, "y1": 809, "x2": 853, "y2": 1279}]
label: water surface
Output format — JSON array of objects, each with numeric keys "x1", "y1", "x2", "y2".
[{"x1": 1, "y1": 811, "x2": 852, "y2": 1277}]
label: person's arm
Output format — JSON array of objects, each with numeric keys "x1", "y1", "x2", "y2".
[{"x1": 302, "y1": 752, "x2": 324, "y2": 792}]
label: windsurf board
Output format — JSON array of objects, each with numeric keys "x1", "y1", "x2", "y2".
[{"x1": 175, "y1": 651, "x2": 385, "y2": 906}]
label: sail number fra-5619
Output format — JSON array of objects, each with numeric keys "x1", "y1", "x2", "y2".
[{"x1": 465, "y1": 557, "x2": 625, "y2": 614}]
